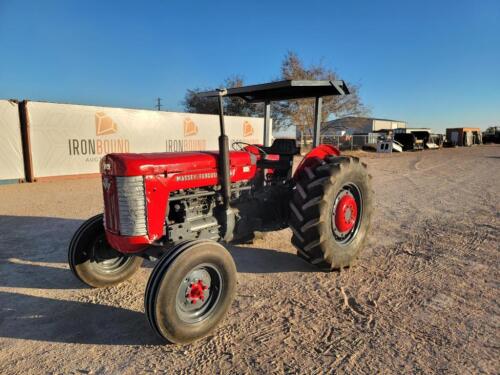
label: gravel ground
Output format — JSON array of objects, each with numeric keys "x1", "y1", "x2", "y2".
[{"x1": 0, "y1": 145, "x2": 499, "y2": 374}]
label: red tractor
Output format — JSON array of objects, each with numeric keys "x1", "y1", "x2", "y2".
[{"x1": 68, "y1": 80, "x2": 373, "y2": 344}]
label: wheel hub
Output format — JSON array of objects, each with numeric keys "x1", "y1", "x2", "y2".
[
  {"x1": 176, "y1": 264, "x2": 222, "y2": 324},
  {"x1": 334, "y1": 192, "x2": 358, "y2": 233},
  {"x1": 186, "y1": 280, "x2": 208, "y2": 304}
]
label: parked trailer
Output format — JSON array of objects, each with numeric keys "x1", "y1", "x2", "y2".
[
  {"x1": 446, "y1": 127, "x2": 482, "y2": 147},
  {"x1": 482, "y1": 126, "x2": 499, "y2": 144},
  {"x1": 393, "y1": 133, "x2": 423, "y2": 151}
]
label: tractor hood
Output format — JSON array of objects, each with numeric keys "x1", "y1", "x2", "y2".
[{"x1": 100, "y1": 151, "x2": 255, "y2": 176}]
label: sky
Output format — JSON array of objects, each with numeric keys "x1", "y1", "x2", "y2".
[{"x1": 0, "y1": 0, "x2": 499, "y2": 133}]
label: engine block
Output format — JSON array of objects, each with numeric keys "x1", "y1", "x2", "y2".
[{"x1": 167, "y1": 190, "x2": 220, "y2": 243}]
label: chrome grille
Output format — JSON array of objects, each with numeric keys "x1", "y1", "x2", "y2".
[{"x1": 116, "y1": 176, "x2": 147, "y2": 236}]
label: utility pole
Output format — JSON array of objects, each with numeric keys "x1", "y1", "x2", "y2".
[{"x1": 155, "y1": 97, "x2": 162, "y2": 111}]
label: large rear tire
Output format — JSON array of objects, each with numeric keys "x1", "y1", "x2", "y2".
[
  {"x1": 145, "y1": 240, "x2": 237, "y2": 344},
  {"x1": 68, "y1": 214, "x2": 143, "y2": 288},
  {"x1": 289, "y1": 156, "x2": 373, "y2": 270}
]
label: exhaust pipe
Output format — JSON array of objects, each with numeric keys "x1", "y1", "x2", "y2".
[{"x1": 217, "y1": 90, "x2": 231, "y2": 210}]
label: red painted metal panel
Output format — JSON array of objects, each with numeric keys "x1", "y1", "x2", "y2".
[
  {"x1": 100, "y1": 151, "x2": 253, "y2": 177},
  {"x1": 144, "y1": 175, "x2": 169, "y2": 241},
  {"x1": 102, "y1": 150, "x2": 258, "y2": 253},
  {"x1": 105, "y1": 231, "x2": 150, "y2": 254},
  {"x1": 293, "y1": 144, "x2": 340, "y2": 179},
  {"x1": 102, "y1": 175, "x2": 120, "y2": 233}
]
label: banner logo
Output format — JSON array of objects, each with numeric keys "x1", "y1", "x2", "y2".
[
  {"x1": 95, "y1": 112, "x2": 118, "y2": 136},
  {"x1": 167, "y1": 117, "x2": 205, "y2": 151},
  {"x1": 184, "y1": 117, "x2": 198, "y2": 137},
  {"x1": 68, "y1": 111, "x2": 129, "y2": 159},
  {"x1": 243, "y1": 121, "x2": 254, "y2": 137}
]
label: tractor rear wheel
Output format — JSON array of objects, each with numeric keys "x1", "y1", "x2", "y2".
[
  {"x1": 68, "y1": 214, "x2": 143, "y2": 288},
  {"x1": 289, "y1": 156, "x2": 373, "y2": 270},
  {"x1": 145, "y1": 240, "x2": 236, "y2": 344}
]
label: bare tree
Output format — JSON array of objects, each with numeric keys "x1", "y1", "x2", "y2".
[
  {"x1": 274, "y1": 51, "x2": 369, "y2": 136},
  {"x1": 182, "y1": 52, "x2": 368, "y2": 137},
  {"x1": 182, "y1": 76, "x2": 261, "y2": 117}
]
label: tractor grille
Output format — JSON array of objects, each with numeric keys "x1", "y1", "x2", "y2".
[{"x1": 116, "y1": 176, "x2": 148, "y2": 236}]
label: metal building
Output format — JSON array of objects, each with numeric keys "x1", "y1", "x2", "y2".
[{"x1": 322, "y1": 116, "x2": 406, "y2": 135}]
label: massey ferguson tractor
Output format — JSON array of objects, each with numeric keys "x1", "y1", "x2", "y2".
[{"x1": 68, "y1": 80, "x2": 373, "y2": 344}]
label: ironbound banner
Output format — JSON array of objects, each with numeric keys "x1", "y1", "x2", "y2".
[
  {"x1": 26, "y1": 101, "x2": 265, "y2": 178},
  {"x1": 0, "y1": 100, "x2": 25, "y2": 183}
]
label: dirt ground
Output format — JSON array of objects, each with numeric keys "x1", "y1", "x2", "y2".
[{"x1": 0, "y1": 145, "x2": 499, "y2": 374}]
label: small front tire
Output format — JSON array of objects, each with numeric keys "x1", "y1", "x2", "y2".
[
  {"x1": 68, "y1": 214, "x2": 143, "y2": 288},
  {"x1": 145, "y1": 240, "x2": 237, "y2": 344}
]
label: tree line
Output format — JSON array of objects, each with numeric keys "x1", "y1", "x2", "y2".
[{"x1": 182, "y1": 51, "x2": 369, "y2": 136}]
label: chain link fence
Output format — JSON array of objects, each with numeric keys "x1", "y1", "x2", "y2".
[{"x1": 299, "y1": 134, "x2": 380, "y2": 152}]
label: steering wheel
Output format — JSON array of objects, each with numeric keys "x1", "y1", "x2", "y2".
[{"x1": 232, "y1": 141, "x2": 268, "y2": 155}]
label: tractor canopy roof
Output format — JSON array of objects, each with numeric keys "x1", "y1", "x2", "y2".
[{"x1": 197, "y1": 80, "x2": 349, "y2": 103}]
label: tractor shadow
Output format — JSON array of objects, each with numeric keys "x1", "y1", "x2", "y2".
[
  {"x1": 0, "y1": 215, "x2": 162, "y2": 345},
  {"x1": 0, "y1": 291, "x2": 162, "y2": 345},
  {"x1": 0, "y1": 215, "x2": 315, "y2": 346},
  {"x1": 0, "y1": 215, "x2": 87, "y2": 289},
  {"x1": 227, "y1": 244, "x2": 317, "y2": 273}
]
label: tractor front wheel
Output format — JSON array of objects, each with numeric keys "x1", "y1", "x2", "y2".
[
  {"x1": 68, "y1": 214, "x2": 143, "y2": 288},
  {"x1": 145, "y1": 240, "x2": 236, "y2": 344},
  {"x1": 290, "y1": 156, "x2": 373, "y2": 270}
]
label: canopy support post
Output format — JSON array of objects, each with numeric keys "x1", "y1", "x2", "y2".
[
  {"x1": 263, "y1": 100, "x2": 272, "y2": 147},
  {"x1": 313, "y1": 96, "x2": 322, "y2": 147}
]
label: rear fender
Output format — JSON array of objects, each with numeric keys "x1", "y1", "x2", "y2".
[{"x1": 293, "y1": 144, "x2": 340, "y2": 180}]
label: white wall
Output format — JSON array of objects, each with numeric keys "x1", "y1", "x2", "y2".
[
  {"x1": 27, "y1": 101, "x2": 264, "y2": 178},
  {"x1": 0, "y1": 100, "x2": 25, "y2": 182},
  {"x1": 373, "y1": 120, "x2": 406, "y2": 131}
]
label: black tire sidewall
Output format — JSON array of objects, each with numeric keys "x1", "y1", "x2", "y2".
[
  {"x1": 68, "y1": 214, "x2": 102, "y2": 274},
  {"x1": 320, "y1": 164, "x2": 373, "y2": 266},
  {"x1": 152, "y1": 242, "x2": 236, "y2": 344},
  {"x1": 69, "y1": 215, "x2": 143, "y2": 288}
]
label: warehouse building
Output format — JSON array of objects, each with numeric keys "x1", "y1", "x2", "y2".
[
  {"x1": 394, "y1": 127, "x2": 432, "y2": 134},
  {"x1": 322, "y1": 116, "x2": 406, "y2": 135}
]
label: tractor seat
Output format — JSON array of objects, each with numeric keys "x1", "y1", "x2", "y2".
[
  {"x1": 257, "y1": 157, "x2": 293, "y2": 170},
  {"x1": 263, "y1": 139, "x2": 300, "y2": 156},
  {"x1": 257, "y1": 139, "x2": 299, "y2": 171}
]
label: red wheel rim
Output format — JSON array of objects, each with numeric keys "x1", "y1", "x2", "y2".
[
  {"x1": 331, "y1": 183, "x2": 363, "y2": 245},
  {"x1": 334, "y1": 193, "x2": 358, "y2": 233}
]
